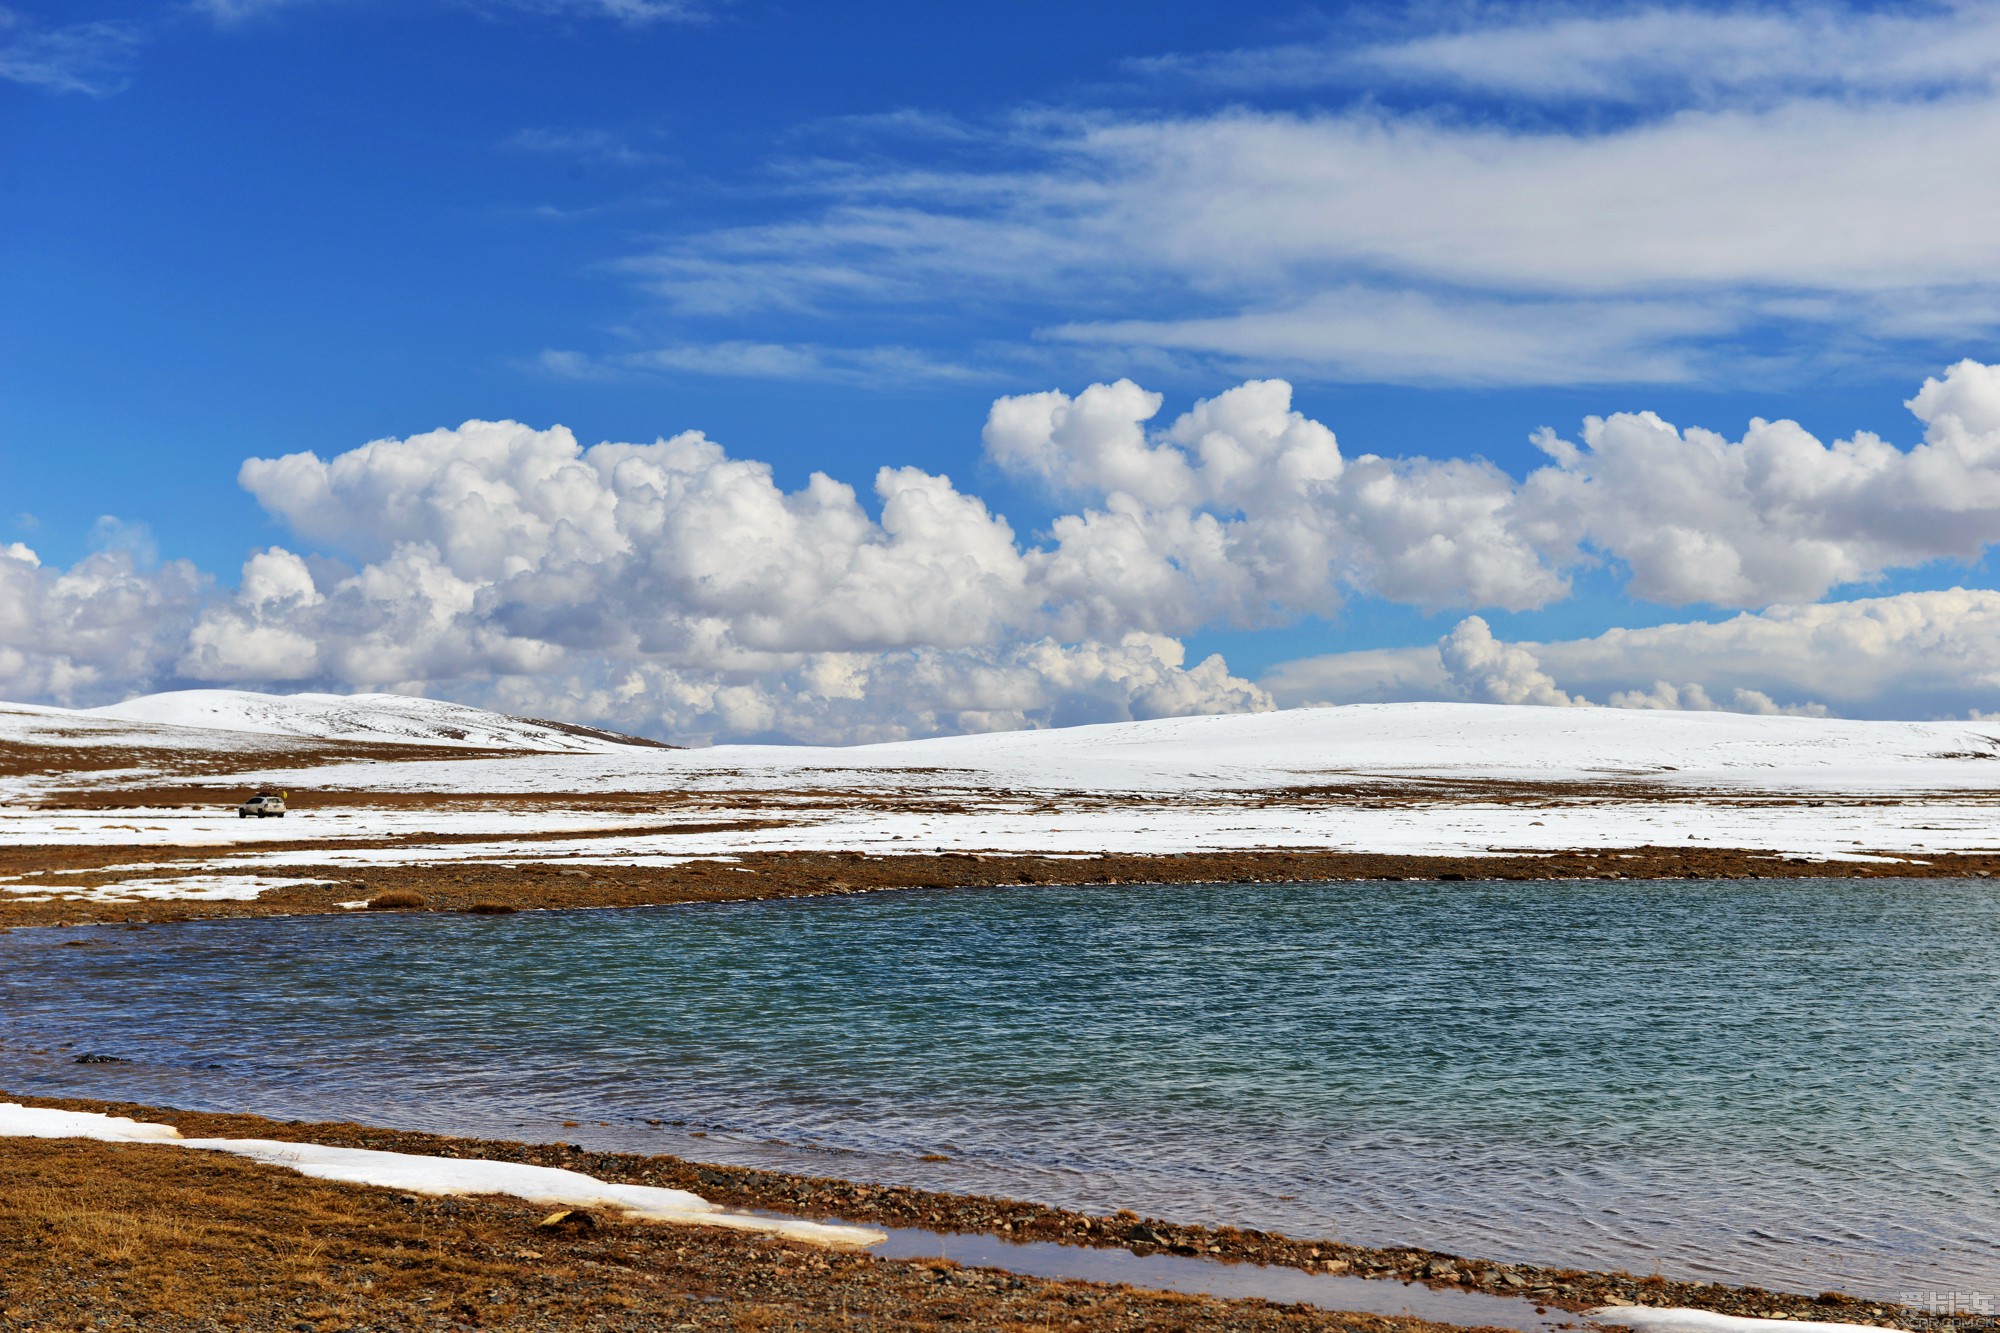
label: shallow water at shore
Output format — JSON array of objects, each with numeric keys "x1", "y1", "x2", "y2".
[
  {"x1": 867, "y1": 1224, "x2": 1595, "y2": 1330},
  {"x1": 2, "y1": 878, "x2": 1996, "y2": 1301}
]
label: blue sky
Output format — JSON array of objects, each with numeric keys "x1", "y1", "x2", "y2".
[{"x1": 6, "y1": 0, "x2": 2000, "y2": 739}]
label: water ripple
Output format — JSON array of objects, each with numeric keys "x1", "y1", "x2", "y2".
[{"x1": 1, "y1": 877, "x2": 1995, "y2": 1300}]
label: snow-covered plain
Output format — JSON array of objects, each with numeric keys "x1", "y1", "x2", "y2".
[
  {"x1": 0, "y1": 873, "x2": 337, "y2": 904},
  {"x1": 0, "y1": 1103, "x2": 883, "y2": 1248},
  {"x1": 7, "y1": 692, "x2": 2000, "y2": 902},
  {"x1": 218, "y1": 703, "x2": 2000, "y2": 795}
]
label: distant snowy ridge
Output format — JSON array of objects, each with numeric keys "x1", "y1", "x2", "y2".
[
  {"x1": 9, "y1": 690, "x2": 2000, "y2": 790},
  {"x1": 69, "y1": 690, "x2": 665, "y2": 753},
  {"x1": 695, "y1": 702, "x2": 2000, "y2": 792}
]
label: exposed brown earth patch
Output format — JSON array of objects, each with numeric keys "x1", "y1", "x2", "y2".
[
  {"x1": 0, "y1": 1126, "x2": 1490, "y2": 1333},
  {"x1": 4, "y1": 845, "x2": 1999, "y2": 929}
]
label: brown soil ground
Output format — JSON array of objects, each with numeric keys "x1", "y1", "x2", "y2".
[
  {"x1": 4, "y1": 1095, "x2": 1968, "y2": 1333},
  {"x1": 3, "y1": 844, "x2": 1998, "y2": 929},
  {"x1": 0, "y1": 1123, "x2": 1475, "y2": 1333}
]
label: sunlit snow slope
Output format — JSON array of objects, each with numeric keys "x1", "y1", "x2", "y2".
[
  {"x1": 75, "y1": 690, "x2": 654, "y2": 753},
  {"x1": 7, "y1": 690, "x2": 2000, "y2": 790}
]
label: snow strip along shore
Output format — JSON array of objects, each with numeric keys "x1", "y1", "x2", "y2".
[
  {"x1": 0, "y1": 1104, "x2": 1906, "y2": 1333},
  {"x1": 1590, "y1": 1309, "x2": 1903, "y2": 1333},
  {"x1": 0, "y1": 1102, "x2": 883, "y2": 1249}
]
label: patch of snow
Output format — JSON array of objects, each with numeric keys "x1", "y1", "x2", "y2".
[
  {"x1": 0, "y1": 1103, "x2": 883, "y2": 1249},
  {"x1": 0, "y1": 1104, "x2": 184, "y2": 1142},
  {"x1": 1592, "y1": 1307, "x2": 1898, "y2": 1333},
  {"x1": 1, "y1": 874, "x2": 328, "y2": 903}
]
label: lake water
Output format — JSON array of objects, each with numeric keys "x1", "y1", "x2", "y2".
[{"x1": 2, "y1": 878, "x2": 1995, "y2": 1302}]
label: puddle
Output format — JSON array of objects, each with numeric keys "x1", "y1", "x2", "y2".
[{"x1": 868, "y1": 1225, "x2": 1599, "y2": 1331}]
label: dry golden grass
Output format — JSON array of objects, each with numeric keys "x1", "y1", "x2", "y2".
[
  {"x1": 13, "y1": 837, "x2": 2000, "y2": 933},
  {"x1": 0, "y1": 1136, "x2": 1479, "y2": 1332}
]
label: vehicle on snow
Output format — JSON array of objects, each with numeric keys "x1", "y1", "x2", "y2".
[{"x1": 238, "y1": 792, "x2": 287, "y2": 818}]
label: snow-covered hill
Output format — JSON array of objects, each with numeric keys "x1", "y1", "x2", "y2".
[
  {"x1": 787, "y1": 702, "x2": 2000, "y2": 791},
  {"x1": 3, "y1": 689, "x2": 661, "y2": 754},
  {"x1": 8, "y1": 689, "x2": 2000, "y2": 792},
  {"x1": 7, "y1": 692, "x2": 2000, "y2": 865}
]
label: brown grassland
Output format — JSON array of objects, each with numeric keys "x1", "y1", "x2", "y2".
[
  {"x1": 0, "y1": 1130, "x2": 1478, "y2": 1333},
  {"x1": 1, "y1": 1097, "x2": 1965, "y2": 1333}
]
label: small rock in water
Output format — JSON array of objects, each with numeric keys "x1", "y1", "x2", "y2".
[{"x1": 73, "y1": 1053, "x2": 131, "y2": 1064}]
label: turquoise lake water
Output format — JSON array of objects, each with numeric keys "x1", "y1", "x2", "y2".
[{"x1": 2, "y1": 878, "x2": 1995, "y2": 1300}]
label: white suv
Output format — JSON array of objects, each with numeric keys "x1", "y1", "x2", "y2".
[{"x1": 238, "y1": 793, "x2": 287, "y2": 819}]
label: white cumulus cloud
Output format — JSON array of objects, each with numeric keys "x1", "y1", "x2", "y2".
[
  {"x1": 0, "y1": 544, "x2": 205, "y2": 705},
  {"x1": 1437, "y1": 616, "x2": 1585, "y2": 708},
  {"x1": 13, "y1": 364, "x2": 2000, "y2": 737},
  {"x1": 1266, "y1": 589, "x2": 2000, "y2": 721},
  {"x1": 1524, "y1": 360, "x2": 2000, "y2": 605},
  {"x1": 988, "y1": 378, "x2": 1564, "y2": 624}
]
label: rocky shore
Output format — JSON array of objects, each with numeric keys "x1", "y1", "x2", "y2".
[
  {"x1": 0, "y1": 1135, "x2": 1445, "y2": 1333},
  {"x1": 7, "y1": 1095, "x2": 1986, "y2": 1333}
]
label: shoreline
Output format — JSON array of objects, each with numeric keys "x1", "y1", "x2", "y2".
[
  {"x1": 0, "y1": 1092, "x2": 1970, "y2": 1333},
  {"x1": 6, "y1": 845, "x2": 2000, "y2": 928}
]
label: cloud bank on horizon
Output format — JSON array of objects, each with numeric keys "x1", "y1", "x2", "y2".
[{"x1": 9, "y1": 360, "x2": 2000, "y2": 741}]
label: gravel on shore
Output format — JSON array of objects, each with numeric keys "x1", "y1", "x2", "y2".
[
  {"x1": 0, "y1": 1116, "x2": 1482, "y2": 1333},
  {"x1": 7, "y1": 1095, "x2": 1984, "y2": 1333}
]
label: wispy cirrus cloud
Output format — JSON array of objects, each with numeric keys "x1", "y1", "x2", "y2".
[
  {"x1": 484, "y1": 0, "x2": 707, "y2": 27},
  {"x1": 505, "y1": 127, "x2": 667, "y2": 165},
  {"x1": 194, "y1": 0, "x2": 707, "y2": 26},
  {"x1": 535, "y1": 341, "x2": 991, "y2": 386},
  {"x1": 0, "y1": 7, "x2": 139, "y2": 95},
  {"x1": 524, "y1": 2, "x2": 2000, "y2": 388},
  {"x1": 1134, "y1": 3, "x2": 2000, "y2": 105},
  {"x1": 611, "y1": 72, "x2": 2000, "y2": 385},
  {"x1": 1046, "y1": 287, "x2": 1735, "y2": 387}
]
